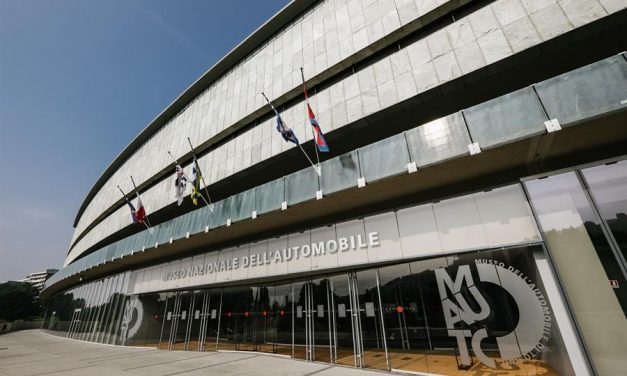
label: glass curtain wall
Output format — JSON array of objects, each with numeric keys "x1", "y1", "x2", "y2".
[
  {"x1": 525, "y1": 161, "x2": 627, "y2": 376},
  {"x1": 44, "y1": 245, "x2": 582, "y2": 375}
]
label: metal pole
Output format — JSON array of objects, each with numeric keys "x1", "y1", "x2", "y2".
[
  {"x1": 300, "y1": 67, "x2": 321, "y2": 170},
  {"x1": 330, "y1": 280, "x2": 338, "y2": 363},
  {"x1": 326, "y1": 281, "x2": 332, "y2": 363},
  {"x1": 158, "y1": 298, "x2": 169, "y2": 349},
  {"x1": 129, "y1": 175, "x2": 153, "y2": 229},
  {"x1": 291, "y1": 284, "x2": 295, "y2": 359},
  {"x1": 216, "y1": 290, "x2": 223, "y2": 351},
  {"x1": 261, "y1": 92, "x2": 320, "y2": 176},
  {"x1": 118, "y1": 184, "x2": 152, "y2": 233},
  {"x1": 375, "y1": 270, "x2": 390, "y2": 371}
]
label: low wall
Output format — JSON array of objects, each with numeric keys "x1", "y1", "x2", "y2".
[{"x1": 0, "y1": 321, "x2": 43, "y2": 335}]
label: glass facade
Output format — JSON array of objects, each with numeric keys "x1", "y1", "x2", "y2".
[
  {"x1": 525, "y1": 161, "x2": 627, "y2": 375},
  {"x1": 44, "y1": 245, "x2": 582, "y2": 375},
  {"x1": 42, "y1": 158, "x2": 627, "y2": 375}
]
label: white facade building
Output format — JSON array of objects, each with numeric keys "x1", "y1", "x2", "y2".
[{"x1": 42, "y1": 1, "x2": 627, "y2": 375}]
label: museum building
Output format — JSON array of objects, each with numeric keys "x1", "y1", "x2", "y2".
[{"x1": 40, "y1": 0, "x2": 627, "y2": 375}]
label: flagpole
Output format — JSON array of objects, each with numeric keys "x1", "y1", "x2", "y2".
[
  {"x1": 167, "y1": 151, "x2": 178, "y2": 166},
  {"x1": 187, "y1": 138, "x2": 214, "y2": 212},
  {"x1": 130, "y1": 175, "x2": 153, "y2": 230},
  {"x1": 117, "y1": 185, "x2": 127, "y2": 197},
  {"x1": 260, "y1": 92, "x2": 321, "y2": 176},
  {"x1": 301, "y1": 67, "x2": 321, "y2": 171}
]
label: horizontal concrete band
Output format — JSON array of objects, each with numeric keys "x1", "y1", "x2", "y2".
[{"x1": 132, "y1": 187, "x2": 540, "y2": 294}]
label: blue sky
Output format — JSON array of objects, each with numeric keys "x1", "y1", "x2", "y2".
[{"x1": 0, "y1": 0, "x2": 288, "y2": 281}]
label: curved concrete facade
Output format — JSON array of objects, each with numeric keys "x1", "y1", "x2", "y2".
[
  {"x1": 66, "y1": 0, "x2": 625, "y2": 266},
  {"x1": 43, "y1": 1, "x2": 627, "y2": 376}
]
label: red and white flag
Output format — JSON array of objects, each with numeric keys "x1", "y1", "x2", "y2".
[{"x1": 135, "y1": 192, "x2": 146, "y2": 224}]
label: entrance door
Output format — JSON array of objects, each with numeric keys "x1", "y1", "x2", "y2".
[
  {"x1": 294, "y1": 278, "x2": 334, "y2": 362},
  {"x1": 353, "y1": 269, "x2": 387, "y2": 370},
  {"x1": 186, "y1": 292, "x2": 203, "y2": 350},
  {"x1": 199, "y1": 290, "x2": 221, "y2": 351},
  {"x1": 294, "y1": 274, "x2": 374, "y2": 366},
  {"x1": 310, "y1": 279, "x2": 333, "y2": 363},
  {"x1": 268, "y1": 283, "x2": 292, "y2": 356},
  {"x1": 218, "y1": 286, "x2": 258, "y2": 351},
  {"x1": 328, "y1": 274, "x2": 355, "y2": 366},
  {"x1": 158, "y1": 293, "x2": 174, "y2": 349},
  {"x1": 171, "y1": 292, "x2": 194, "y2": 350},
  {"x1": 378, "y1": 263, "x2": 430, "y2": 372},
  {"x1": 328, "y1": 272, "x2": 387, "y2": 370},
  {"x1": 157, "y1": 291, "x2": 193, "y2": 350}
]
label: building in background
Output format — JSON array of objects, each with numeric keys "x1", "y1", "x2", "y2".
[
  {"x1": 41, "y1": 1, "x2": 627, "y2": 375},
  {"x1": 20, "y1": 269, "x2": 58, "y2": 293}
]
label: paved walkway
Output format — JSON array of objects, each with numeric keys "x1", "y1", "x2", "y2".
[{"x1": 0, "y1": 330, "x2": 393, "y2": 376}]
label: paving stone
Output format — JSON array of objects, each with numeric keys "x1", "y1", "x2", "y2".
[{"x1": 0, "y1": 330, "x2": 386, "y2": 376}]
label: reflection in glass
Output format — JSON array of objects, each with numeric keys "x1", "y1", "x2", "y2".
[
  {"x1": 582, "y1": 160, "x2": 627, "y2": 265},
  {"x1": 44, "y1": 246, "x2": 579, "y2": 375},
  {"x1": 526, "y1": 172, "x2": 627, "y2": 375},
  {"x1": 354, "y1": 269, "x2": 387, "y2": 370}
]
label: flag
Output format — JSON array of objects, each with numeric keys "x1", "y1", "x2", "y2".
[
  {"x1": 174, "y1": 164, "x2": 188, "y2": 206},
  {"x1": 306, "y1": 102, "x2": 329, "y2": 152},
  {"x1": 302, "y1": 74, "x2": 329, "y2": 152},
  {"x1": 190, "y1": 157, "x2": 202, "y2": 206},
  {"x1": 125, "y1": 197, "x2": 138, "y2": 224},
  {"x1": 269, "y1": 101, "x2": 299, "y2": 145},
  {"x1": 135, "y1": 192, "x2": 146, "y2": 224}
]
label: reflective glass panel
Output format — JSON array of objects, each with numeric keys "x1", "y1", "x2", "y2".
[
  {"x1": 405, "y1": 112, "x2": 471, "y2": 167},
  {"x1": 526, "y1": 172, "x2": 627, "y2": 375},
  {"x1": 581, "y1": 160, "x2": 627, "y2": 264},
  {"x1": 464, "y1": 87, "x2": 547, "y2": 149},
  {"x1": 321, "y1": 151, "x2": 360, "y2": 194},
  {"x1": 255, "y1": 177, "x2": 284, "y2": 215},
  {"x1": 358, "y1": 134, "x2": 410, "y2": 183},
  {"x1": 287, "y1": 168, "x2": 319, "y2": 205},
  {"x1": 535, "y1": 55, "x2": 627, "y2": 126}
]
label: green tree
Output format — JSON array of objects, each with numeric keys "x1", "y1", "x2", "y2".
[{"x1": 0, "y1": 282, "x2": 41, "y2": 321}]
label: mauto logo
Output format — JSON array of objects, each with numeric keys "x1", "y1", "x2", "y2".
[
  {"x1": 120, "y1": 296, "x2": 143, "y2": 344},
  {"x1": 435, "y1": 259, "x2": 552, "y2": 368}
]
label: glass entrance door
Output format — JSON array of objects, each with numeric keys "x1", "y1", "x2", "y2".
[
  {"x1": 293, "y1": 279, "x2": 333, "y2": 362},
  {"x1": 270, "y1": 283, "x2": 293, "y2": 356},
  {"x1": 158, "y1": 293, "x2": 174, "y2": 349},
  {"x1": 171, "y1": 292, "x2": 193, "y2": 350},
  {"x1": 329, "y1": 271, "x2": 387, "y2": 370},
  {"x1": 255, "y1": 285, "x2": 293, "y2": 354},
  {"x1": 293, "y1": 273, "x2": 380, "y2": 368},
  {"x1": 378, "y1": 263, "x2": 432, "y2": 373},
  {"x1": 311, "y1": 278, "x2": 332, "y2": 362},
  {"x1": 353, "y1": 269, "x2": 387, "y2": 370},
  {"x1": 158, "y1": 291, "x2": 193, "y2": 351},
  {"x1": 198, "y1": 290, "x2": 221, "y2": 351},
  {"x1": 218, "y1": 286, "x2": 258, "y2": 351},
  {"x1": 186, "y1": 291, "x2": 203, "y2": 351},
  {"x1": 329, "y1": 274, "x2": 356, "y2": 366}
]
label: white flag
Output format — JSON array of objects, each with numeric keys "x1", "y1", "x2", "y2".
[{"x1": 174, "y1": 164, "x2": 188, "y2": 206}]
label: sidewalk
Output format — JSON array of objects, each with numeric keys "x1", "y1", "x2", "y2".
[{"x1": 0, "y1": 330, "x2": 394, "y2": 376}]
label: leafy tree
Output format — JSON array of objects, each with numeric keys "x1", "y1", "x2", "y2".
[{"x1": 0, "y1": 282, "x2": 41, "y2": 321}]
